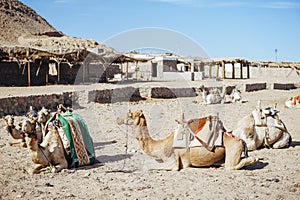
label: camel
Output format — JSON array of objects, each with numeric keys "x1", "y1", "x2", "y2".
[
  {"x1": 199, "y1": 85, "x2": 224, "y2": 104},
  {"x1": 285, "y1": 95, "x2": 300, "y2": 108},
  {"x1": 117, "y1": 110, "x2": 258, "y2": 170},
  {"x1": 21, "y1": 117, "x2": 68, "y2": 174},
  {"x1": 2, "y1": 115, "x2": 26, "y2": 147},
  {"x1": 37, "y1": 107, "x2": 52, "y2": 139},
  {"x1": 232, "y1": 101, "x2": 292, "y2": 151}
]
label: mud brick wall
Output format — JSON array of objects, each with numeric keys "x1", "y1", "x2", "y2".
[
  {"x1": 0, "y1": 92, "x2": 73, "y2": 117},
  {"x1": 151, "y1": 87, "x2": 197, "y2": 98},
  {"x1": 88, "y1": 87, "x2": 143, "y2": 103}
]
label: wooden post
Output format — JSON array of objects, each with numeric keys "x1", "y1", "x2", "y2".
[
  {"x1": 26, "y1": 49, "x2": 30, "y2": 87},
  {"x1": 126, "y1": 62, "x2": 129, "y2": 80},
  {"x1": 216, "y1": 62, "x2": 219, "y2": 79},
  {"x1": 46, "y1": 60, "x2": 49, "y2": 85},
  {"x1": 247, "y1": 62, "x2": 250, "y2": 79},
  {"x1": 27, "y1": 60, "x2": 31, "y2": 87},
  {"x1": 240, "y1": 62, "x2": 243, "y2": 79},
  {"x1": 222, "y1": 61, "x2": 225, "y2": 79},
  {"x1": 58, "y1": 62, "x2": 61, "y2": 84},
  {"x1": 232, "y1": 62, "x2": 235, "y2": 79},
  {"x1": 209, "y1": 64, "x2": 212, "y2": 78}
]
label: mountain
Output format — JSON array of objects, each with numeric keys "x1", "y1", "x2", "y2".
[{"x1": 0, "y1": 0, "x2": 104, "y2": 54}]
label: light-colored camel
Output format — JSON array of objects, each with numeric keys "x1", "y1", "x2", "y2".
[
  {"x1": 232, "y1": 101, "x2": 292, "y2": 150},
  {"x1": 199, "y1": 85, "x2": 224, "y2": 104},
  {"x1": 21, "y1": 118, "x2": 68, "y2": 174},
  {"x1": 2, "y1": 115, "x2": 26, "y2": 147},
  {"x1": 285, "y1": 95, "x2": 300, "y2": 108},
  {"x1": 117, "y1": 110, "x2": 258, "y2": 170}
]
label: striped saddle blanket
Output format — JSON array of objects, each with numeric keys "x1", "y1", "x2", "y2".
[{"x1": 46, "y1": 112, "x2": 95, "y2": 168}]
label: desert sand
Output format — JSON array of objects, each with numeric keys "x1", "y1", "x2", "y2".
[{"x1": 0, "y1": 80, "x2": 299, "y2": 200}]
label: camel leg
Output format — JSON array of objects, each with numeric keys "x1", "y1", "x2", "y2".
[
  {"x1": 223, "y1": 134, "x2": 244, "y2": 170},
  {"x1": 272, "y1": 132, "x2": 291, "y2": 149},
  {"x1": 173, "y1": 148, "x2": 191, "y2": 170},
  {"x1": 30, "y1": 164, "x2": 47, "y2": 174},
  {"x1": 51, "y1": 159, "x2": 68, "y2": 173},
  {"x1": 223, "y1": 134, "x2": 258, "y2": 170}
]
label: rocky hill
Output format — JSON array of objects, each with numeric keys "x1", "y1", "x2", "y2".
[{"x1": 0, "y1": 0, "x2": 101, "y2": 54}]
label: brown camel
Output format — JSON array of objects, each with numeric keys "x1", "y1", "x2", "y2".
[
  {"x1": 117, "y1": 110, "x2": 258, "y2": 170},
  {"x1": 21, "y1": 118, "x2": 68, "y2": 174},
  {"x1": 37, "y1": 107, "x2": 52, "y2": 139},
  {"x1": 2, "y1": 115, "x2": 26, "y2": 147}
]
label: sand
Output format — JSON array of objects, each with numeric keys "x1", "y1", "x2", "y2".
[{"x1": 0, "y1": 81, "x2": 299, "y2": 200}]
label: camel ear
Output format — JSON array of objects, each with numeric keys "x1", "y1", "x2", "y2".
[{"x1": 256, "y1": 100, "x2": 261, "y2": 110}]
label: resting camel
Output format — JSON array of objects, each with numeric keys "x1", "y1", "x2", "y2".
[
  {"x1": 199, "y1": 85, "x2": 224, "y2": 104},
  {"x1": 232, "y1": 101, "x2": 292, "y2": 150},
  {"x1": 21, "y1": 117, "x2": 68, "y2": 174},
  {"x1": 117, "y1": 110, "x2": 258, "y2": 170},
  {"x1": 37, "y1": 107, "x2": 52, "y2": 138},
  {"x1": 2, "y1": 115, "x2": 26, "y2": 147},
  {"x1": 285, "y1": 95, "x2": 300, "y2": 108}
]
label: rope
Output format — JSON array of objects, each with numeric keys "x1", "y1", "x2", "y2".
[{"x1": 38, "y1": 144, "x2": 56, "y2": 173}]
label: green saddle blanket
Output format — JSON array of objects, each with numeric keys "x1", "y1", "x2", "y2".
[{"x1": 47, "y1": 112, "x2": 95, "y2": 168}]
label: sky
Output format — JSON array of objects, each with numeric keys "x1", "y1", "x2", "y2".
[{"x1": 20, "y1": 0, "x2": 300, "y2": 61}]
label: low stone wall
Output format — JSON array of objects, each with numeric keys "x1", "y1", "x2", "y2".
[
  {"x1": 273, "y1": 83, "x2": 296, "y2": 90},
  {"x1": 0, "y1": 92, "x2": 73, "y2": 117},
  {"x1": 88, "y1": 87, "x2": 143, "y2": 103},
  {"x1": 151, "y1": 87, "x2": 197, "y2": 99},
  {"x1": 1, "y1": 82, "x2": 299, "y2": 117},
  {"x1": 245, "y1": 83, "x2": 267, "y2": 92}
]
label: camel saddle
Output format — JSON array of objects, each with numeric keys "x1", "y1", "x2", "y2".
[
  {"x1": 46, "y1": 112, "x2": 95, "y2": 168},
  {"x1": 173, "y1": 116, "x2": 223, "y2": 151}
]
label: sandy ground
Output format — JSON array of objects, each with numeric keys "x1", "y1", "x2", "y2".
[{"x1": 0, "y1": 81, "x2": 299, "y2": 200}]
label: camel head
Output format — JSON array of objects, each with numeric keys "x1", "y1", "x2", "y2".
[
  {"x1": 26, "y1": 106, "x2": 38, "y2": 121},
  {"x1": 37, "y1": 107, "x2": 51, "y2": 124},
  {"x1": 21, "y1": 118, "x2": 37, "y2": 138},
  {"x1": 117, "y1": 110, "x2": 146, "y2": 126},
  {"x1": 3, "y1": 115, "x2": 14, "y2": 126}
]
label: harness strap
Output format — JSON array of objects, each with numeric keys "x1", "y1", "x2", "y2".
[{"x1": 188, "y1": 117, "x2": 219, "y2": 152}]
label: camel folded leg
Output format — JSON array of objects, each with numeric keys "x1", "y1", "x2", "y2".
[
  {"x1": 232, "y1": 156, "x2": 258, "y2": 170},
  {"x1": 51, "y1": 159, "x2": 68, "y2": 173},
  {"x1": 223, "y1": 133, "x2": 258, "y2": 170},
  {"x1": 272, "y1": 132, "x2": 291, "y2": 149}
]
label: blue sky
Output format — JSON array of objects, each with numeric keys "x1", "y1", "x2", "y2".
[{"x1": 20, "y1": 0, "x2": 300, "y2": 61}]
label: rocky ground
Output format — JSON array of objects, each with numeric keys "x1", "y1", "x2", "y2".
[{"x1": 0, "y1": 82, "x2": 299, "y2": 199}]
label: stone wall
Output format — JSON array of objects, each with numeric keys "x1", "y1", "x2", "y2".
[
  {"x1": 245, "y1": 83, "x2": 267, "y2": 92},
  {"x1": 88, "y1": 87, "x2": 143, "y2": 103},
  {"x1": 0, "y1": 92, "x2": 73, "y2": 117},
  {"x1": 1, "y1": 82, "x2": 299, "y2": 117}
]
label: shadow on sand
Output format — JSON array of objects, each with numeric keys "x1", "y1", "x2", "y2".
[
  {"x1": 290, "y1": 140, "x2": 300, "y2": 148},
  {"x1": 93, "y1": 140, "x2": 118, "y2": 150},
  {"x1": 244, "y1": 159, "x2": 269, "y2": 170}
]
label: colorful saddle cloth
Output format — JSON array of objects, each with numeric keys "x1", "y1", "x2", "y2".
[{"x1": 46, "y1": 112, "x2": 95, "y2": 168}]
